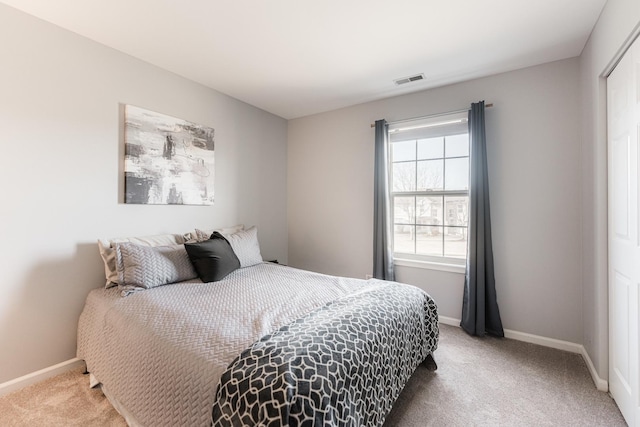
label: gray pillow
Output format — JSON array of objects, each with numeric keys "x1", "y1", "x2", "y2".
[
  {"x1": 98, "y1": 232, "x2": 193, "y2": 288},
  {"x1": 221, "y1": 226, "x2": 263, "y2": 268},
  {"x1": 115, "y1": 242, "x2": 198, "y2": 296}
]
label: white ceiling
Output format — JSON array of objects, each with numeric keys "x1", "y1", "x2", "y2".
[{"x1": 2, "y1": 0, "x2": 607, "y2": 119}]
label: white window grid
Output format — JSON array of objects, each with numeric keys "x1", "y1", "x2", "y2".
[{"x1": 389, "y1": 135, "x2": 469, "y2": 261}]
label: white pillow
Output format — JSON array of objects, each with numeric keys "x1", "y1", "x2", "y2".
[
  {"x1": 194, "y1": 224, "x2": 245, "y2": 242},
  {"x1": 98, "y1": 232, "x2": 193, "y2": 288},
  {"x1": 222, "y1": 226, "x2": 263, "y2": 268}
]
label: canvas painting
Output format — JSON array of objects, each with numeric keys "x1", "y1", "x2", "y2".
[{"x1": 124, "y1": 105, "x2": 215, "y2": 205}]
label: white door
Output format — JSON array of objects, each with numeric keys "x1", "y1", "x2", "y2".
[{"x1": 608, "y1": 35, "x2": 640, "y2": 427}]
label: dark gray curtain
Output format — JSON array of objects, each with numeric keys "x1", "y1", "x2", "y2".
[
  {"x1": 460, "y1": 102, "x2": 504, "y2": 337},
  {"x1": 373, "y1": 119, "x2": 395, "y2": 280}
]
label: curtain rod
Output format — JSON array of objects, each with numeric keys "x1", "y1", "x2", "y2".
[{"x1": 370, "y1": 103, "x2": 493, "y2": 128}]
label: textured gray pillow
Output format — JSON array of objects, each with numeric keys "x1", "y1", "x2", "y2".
[
  {"x1": 98, "y1": 232, "x2": 193, "y2": 288},
  {"x1": 115, "y1": 242, "x2": 198, "y2": 295},
  {"x1": 222, "y1": 226, "x2": 263, "y2": 268}
]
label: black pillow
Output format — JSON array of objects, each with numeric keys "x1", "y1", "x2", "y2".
[{"x1": 184, "y1": 232, "x2": 240, "y2": 282}]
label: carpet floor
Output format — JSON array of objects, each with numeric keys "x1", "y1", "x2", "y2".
[{"x1": 0, "y1": 324, "x2": 625, "y2": 426}]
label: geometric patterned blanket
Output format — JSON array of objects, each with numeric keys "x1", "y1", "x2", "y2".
[{"x1": 211, "y1": 281, "x2": 439, "y2": 426}]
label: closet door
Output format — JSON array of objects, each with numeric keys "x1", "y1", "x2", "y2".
[{"x1": 608, "y1": 35, "x2": 640, "y2": 427}]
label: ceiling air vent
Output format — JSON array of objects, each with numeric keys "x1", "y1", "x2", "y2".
[{"x1": 394, "y1": 73, "x2": 425, "y2": 85}]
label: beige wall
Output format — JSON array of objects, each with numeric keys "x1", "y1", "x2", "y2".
[
  {"x1": 288, "y1": 58, "x2": 583, "y2": 343},
  {"x1": 580, "y1": 0, "x2": 640, "y2": 382},
  {"x1": 0, "y1": 4, "x2": 288, "y2": 384}
]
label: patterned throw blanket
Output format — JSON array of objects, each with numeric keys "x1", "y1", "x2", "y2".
[{"x1": 212, "y1": 281, "x2": 439, "y2": 426}]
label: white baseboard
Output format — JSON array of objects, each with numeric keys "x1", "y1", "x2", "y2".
[
  {"x1": 438, "y1": 315, "x2": 461, "y2": 327},
  {"x1": 503, "y1": 327, "x2": 583, "y2": 354},
  {"x1": 437, "y1": 316, "x2": 608, "y2": 392},
  {"x1": 581, "y1": 347, "x2": 609, "y2": 391},
  {"x1": 0, "y1": 358, "x2": 85, "y2": 397}
]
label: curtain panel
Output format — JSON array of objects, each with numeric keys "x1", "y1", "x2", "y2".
[
  {"x1": 373, "y1": 119, "x2": 395, "y2": 281},
  {"x1": 460, "y1": 101, "x2": 504, "y2": 337}
]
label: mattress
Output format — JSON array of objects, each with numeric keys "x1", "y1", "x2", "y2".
[{"x1": 77, "y1": 262, "x2": 438, "y2": 426}]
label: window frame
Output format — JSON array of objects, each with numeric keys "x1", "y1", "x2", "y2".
[{"x1": 388, "y1": 121, "x2": 470, "y2": 273}]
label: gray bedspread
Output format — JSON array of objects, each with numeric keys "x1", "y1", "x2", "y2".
[{"x1": 77, "y1": 263, "x2": 438, "y2": 427}]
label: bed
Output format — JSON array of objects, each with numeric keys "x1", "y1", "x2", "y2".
[{"x1": 78, "y1": 228, "x2": 439, "y2": 426}]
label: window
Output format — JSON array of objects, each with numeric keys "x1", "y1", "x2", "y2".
[{"x1": 389, "y1": 112, "x2": 469, "y2": 265}]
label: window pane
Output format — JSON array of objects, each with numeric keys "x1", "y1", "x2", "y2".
[
  {"x1": 417, "y1": 137, "x2": 443, "y2": 160},
  {"x1": 417, "y1": 159, "x2": 443, "y2": 191},
  {"x1": 444, "y1": 226, "x2": 467, "y2": 258},
  {"x1": 444, "y1": 157, "x2": 469, "y2": 190},
  {"x1": 393, "y1": 162, "x2": 416, "y2": 192},
  {"x1": 394, "y1": 196, "x2": 415, "y2": 224},
  {"x1": 416, "y1": 226, "x2": 443, "y2": 256},
  {"x1": 394, "y1": 224, "x2": 415, "y2": 254},
  {"x1": 416, "y1": 196, "x2": 442, "y2": 225},
  {"x1": 389, "y1": 124, "x2": 470, "y2": 262},
  {"x1": 445, "y1": 134, "x2": 469, "y2": 157},
  {"x1": 392, "y1": 140, "x2": 416, "y2": 162},
  {"x1": 444, "y1": 196, "x2": 469, "y2": 226}
]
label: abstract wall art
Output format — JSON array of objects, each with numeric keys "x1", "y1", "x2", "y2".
[{"x1": 124, "y1": 105, "x2": 215, "y2": 205}]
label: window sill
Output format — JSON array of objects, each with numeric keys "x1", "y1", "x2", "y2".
[{"x1": 394, "y1": 257, "x2": 466, "y2": 274}]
